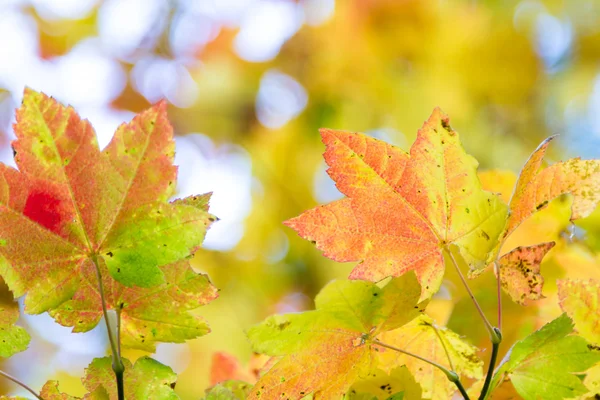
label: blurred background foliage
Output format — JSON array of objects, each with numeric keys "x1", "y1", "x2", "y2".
[{"x1": 1, "y1": 0, "x2": 600, "y2": 398}]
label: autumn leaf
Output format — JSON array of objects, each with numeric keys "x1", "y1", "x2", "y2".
[
  {"x1": 285, "y1": 108, "x2": 507, "y2": 299},
  {"x1": 48, "y1": 190, "x2": 217, "y2": 350},
  {"x1": 471, "y1": 133, "x2": 600, "y2": 305},
  {"x1": 496, "y1": 242, "x2": 555, "y2": 305},
  {"x1": 558, "y1": 279, "x2": 600, "y2": 345},
  {"x1": 247, "y1": 272, "x2": 425, "y2": 399},
  {"x1": 49, "y1": 258, "x2": 217, "y2": 351},
  {"x1": 39, "y1": 381, "x2": 108, "y2": 400},
  {"x1": 0, "y1": 89, "x2": 216, "y2": 317},
  {"x1": 490, "y1": 314, "x2": 600, "y2": 400},
  {"x1": 377, "y1": 315, "x2": 482, "y2": 400},
  {"x1": 345, "y1": 366, "x2": 422, "y2": 400},
  {"x1": 505, "y1": 136, "x2": 600, "y2": 240},
  {"x1": 0, "y1": 285, "x2": 29, "y2": 358}
]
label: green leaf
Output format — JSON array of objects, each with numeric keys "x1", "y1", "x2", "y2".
[
  {"x1": 84, "y1": 357, "x2": 179, "y2": 400},
  {"x1": 247, "y1": 273, "x2": 423, "y2": 399},
  {"x1": 492, "y1": 313, "x2": 600, "y2": 400},
  {"x1": 102, "y1": 201, "x2": 213, "y2": 287},
  {"x1": 0, "y1": 286, "x2": 30, "y2": 358}
]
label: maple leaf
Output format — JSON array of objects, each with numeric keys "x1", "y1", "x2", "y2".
[
  {"x1": 558, "y1": 279, "x2": 600, "y2": 345},
  {"x1": 285, "y1": 108, "x2": 508, "y2": 299},
  {"x1": 345, "y1": 366, "x2": 422, "y2": 400},
  {"x1": 471, "y1": 135, "x2": 600, "y2": 305},
  {"x1": 489, "y1": 314, "x2": 600, "y2": 400},
  {"x1": 49, "y1": 258, "x2": 217, "y2": 351},
  {"x1": 0, "y1": 89, "x2": 216, "y2": 318},
  {"x1": 0, "y1": 284, "x2": 29, "y2": 358},
  {"x1": 504, "y1": 136, "x2": 600, "y2": 239},
  {"x1": 247, "y1": 272, "x2": 425, "y2": 399},
  {"x1": 377, "y1": 314, "x2": 482, "y2": 400},
  {"x1": 496, "y1": 242, "x2": 555, "y2": 305}
]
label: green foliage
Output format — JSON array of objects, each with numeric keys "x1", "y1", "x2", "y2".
[
  {"x1": 0, "y1": 290, "x2": 29, "y2": 358},
  {"x1": 490, "y1": 314, "x2": 600, "y2": 400}
]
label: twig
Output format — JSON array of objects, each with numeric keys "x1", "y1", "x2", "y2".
[
  {"x1": 0, "y1": 369, "x2": 43, "y2": 400},
  {"x1": 478, "y1": 334, "x2": 501, "y2": 400},
  {"x1": 494, "y1": 261, "x2": 502, "y2": 331},
  {"x1": 91, "y1": 255, "x2": 125, "y2": 400},
  {"x1": 445, "y1": 248, "x2": 500, "y2": 343},
  {"x1": 374, "y1": 340, "x2": 470, "y2": 400}
]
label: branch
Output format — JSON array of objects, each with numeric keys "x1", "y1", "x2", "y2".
[
  {"x1": 374, "y1": 340, "x2": 470, "y2": 400},
  {"x1": 91, "y1": 255, "x2": 125, "y2": 400},
  {"x1": 0, "y1": 369, "x2": 42, "y2": 400},
  {"x1": 445, "y1": 247, "x2": 500, "y2": 343}
]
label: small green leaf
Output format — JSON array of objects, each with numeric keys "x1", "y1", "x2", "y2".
[
  {"x1": 0, "y1": 287, "x2": 30, "y2": 358},
  {"x1": 492, "y1": 313, "x2": 600, "y2": 400},
  {"x1": 84, "y1": 356, "x2": 179, "y2": 400},
  {"x1": 102, "y1": 201, "x2": 214, "y2": 287}
]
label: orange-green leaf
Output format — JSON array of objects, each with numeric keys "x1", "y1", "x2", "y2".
[
  {"x1": 39, "y1": 381, "x2": 94, "y2": 400},
  {"x1": 506, "y1": 136, "x2": 600, "y2": 238},
  {"x1": 497, "y1": 242, "x2": 555, "y2": 305},
  {"x1": 0, "y1": 285, "x2": 30, "y2": 358},
  {"x1": 247, "y1": 273, "x2": 423, "y2": 399},
  {"x1": 558, "y1": 279, "x2": 600, "y2": 345},
  {"x1": 377, "y1": 315, "x2": 483, "y2": 400},
  {"x1": 285, "y1": 108, "x2": 507, "y2": 299},
  {"x1": 50, "y1": 258, "x2": 217, "y2": 351},
  {"x1": 0, "y1": 89, "x2": 216, "y2": 317}
]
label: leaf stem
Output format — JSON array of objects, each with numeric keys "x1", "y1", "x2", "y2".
[
  {"x1": 91, "y1": 255, "x2": 125, "y2": 400},
  {"x1": 0, "y1": 369, "x2": 42, "y2": 400},
  {"x1": 494, "y1": 261, "x2": 502, "y2": 331},
  {"x1": 374, "y1": 340, "x2": 470, "y2": 400},
  {"x1": 478, "y1": 334, "x2": 501, "y2": 400},
  {"x1": 445, "y1": 248, "x2": 500, "y2": 343}
]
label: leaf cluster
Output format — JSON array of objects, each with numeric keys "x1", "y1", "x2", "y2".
[{"x1": 0, "y1": 91, "x2": 600, "y2": 400}]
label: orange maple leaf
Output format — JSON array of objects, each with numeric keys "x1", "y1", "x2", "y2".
[{"x1": 286, "y1": 108, "x2": 507, "y2": 298}]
